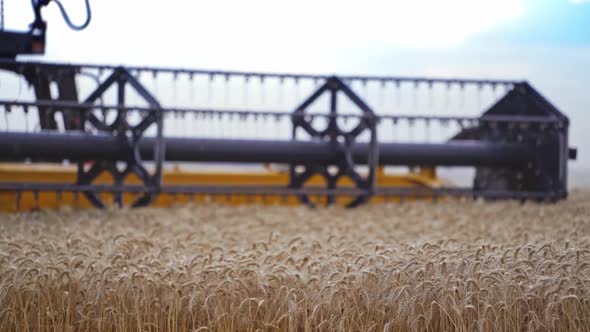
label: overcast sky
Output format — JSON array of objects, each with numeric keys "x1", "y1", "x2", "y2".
[{"x1": 3, "y1": 0, "x2": 590, "y2": 170}]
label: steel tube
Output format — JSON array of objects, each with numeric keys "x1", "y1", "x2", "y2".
[{"x1": 0, "y1": 131, "x2": 531, "y2": 167}]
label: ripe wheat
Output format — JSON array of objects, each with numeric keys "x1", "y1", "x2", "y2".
[{"x1": 0, "y1": 191, "x2": 589, "y2": 331}]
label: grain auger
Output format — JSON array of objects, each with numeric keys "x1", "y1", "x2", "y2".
[{"x1": 0, "y1": 59, "x2": 577, "y2": 210}]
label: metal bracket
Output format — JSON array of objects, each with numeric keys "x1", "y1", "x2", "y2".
[
  {"x1": 77, "y1": 67, "x2": 164, "y2": 208},
  {"x1": 289, "y1": 76, "x2": 379, "y2": 207}
]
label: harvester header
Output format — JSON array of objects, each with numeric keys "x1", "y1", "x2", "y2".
[{"x1": 0, "y1": 59, "x2": 577, "y2": 210}]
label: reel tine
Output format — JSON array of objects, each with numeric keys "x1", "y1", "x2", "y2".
[
  {"x1": 172, "y1": 72, "x2": 179, "y2": 106},
  {"x1": 224, "y1": 74, "x2": 231, "y2": 108},
  {"x1": 180, "y1": 110, "x2": 187, "y2": 137},
  {"x1": 379, "y1": 79, "x2": 386, "y2": 110},
  {"x1": 239, "y1": 111, "x2": 247, "y2": 122},
  {"x1": 189, "y1": 73, "x2": 196, "y2": 105},
  {"x1": 244, "y1": 75, "x2": 250, "y2": 110},
  {"x1": 23, "y1": 105, "x2": 30, "y2": 132},
  {"x1": 3, "y1": 103, "x2": 11, "y2": 130},
  {"x1": 395, "y1": 80, "x2": 402, "y2": 108},
  {"x1": 428, "y1": 80, "x2": 434, "y2": 109},
  {"x1": 278, "y1": 77, "x2": 285, "y2": 107},
  {"x1": 151, "y1": 70, "x2": 159, "y2": 94},
  {"x1": 444, "y1": 81, "x2": 451, "y2": 111},
  {"x1": 477, "y1": 82, "x2": 484, "y2": 110},
  {"x1": 194, "y1": 111, "x2": 203, "y2": 136},
  {"x1": 208, "y1": 73, "x2": 215, "y2": 106},
  {"x1": 459, "y1": 82, "x2": 466, "y2": 110},
  {"x1": 359, "y1": 79, "x2": 368, "y2": 102},
  {"x1": 408, "y1": 118, "x2": 414, "y2": 142},
  {"x1": 294, "y1": 77, "x2": 300, "y2": 101},
  {"x1": 413, "y1": 81, "x2": 420, "y2": 111},
  {"x1": 391, "y1": 117, "x2": 398, "y2": 142},
  {"x1": 259, "y1": 75, "x2": 265, "y2": 106}
]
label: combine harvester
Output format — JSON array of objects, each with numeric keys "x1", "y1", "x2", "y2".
[{"x1": 0, "y1": 1, "x2": 577, "y2": 211}]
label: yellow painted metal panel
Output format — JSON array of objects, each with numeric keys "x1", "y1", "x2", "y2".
[{"x1": 0, "y1": 163, "x2": 441, "y2": 211}]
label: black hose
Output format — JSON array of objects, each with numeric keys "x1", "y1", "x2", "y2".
[{"x1": 51, "y1": 0, "x2": 91, "y2": 31}]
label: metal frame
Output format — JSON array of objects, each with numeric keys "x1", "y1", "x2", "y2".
[
  {"x1": 74, "y1": 67, "x2": 164, "y2": 208},
  {"x1": 289, "y1": 76, "x2": 378, "y2": 207},
  {"x1": 0, "y1": 60, "x2": 577, "y2": 208},
  {"x1": 0, "y1": 99, "x2": 564, "y2": 124},
  {"x1": 0, "y1": 63, "x2": 165, "y2": 208},
  {"x1": 0, "y1": 59, "x2": 520, "y2": 86}
]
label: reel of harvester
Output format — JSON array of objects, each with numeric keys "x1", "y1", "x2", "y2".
[{"x1": 0, "y1": 59, "x2": 577, "y2": 211}]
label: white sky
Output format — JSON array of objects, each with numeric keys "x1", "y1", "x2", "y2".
[{"x1": 5, "y1": 0, "x2": 524, "y2": 63}]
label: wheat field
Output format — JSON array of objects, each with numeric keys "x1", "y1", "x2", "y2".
[{"x1": 1, "y1": 192, "x2": 589, "y2": 331}]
